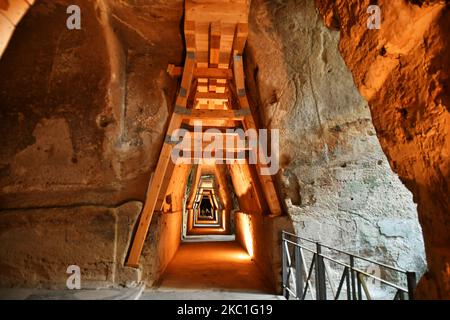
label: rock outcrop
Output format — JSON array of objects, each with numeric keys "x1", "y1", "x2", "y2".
[
  {"x1": 314, "y1": 0, "x2": 450, "y2": 298},
  {"x1": 0, "y1": 0, "x2": 442, "y2": 298},
  {"x1": 0, "y1": 0, "x2": 184, "y2": 288},
  {"x1": 244, "y1": 0, "x2": 426, "y2": 293}
]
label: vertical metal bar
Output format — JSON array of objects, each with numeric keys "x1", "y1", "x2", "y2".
[
  {"x1": 294, "y1": 240, "x2": 304, "y2": 300},
  {"x1": 350, "y1": 255, "x2": 357, "y2": 300},
  {"x1": 315, "y1": 242, "x2": 327, "y2": 300},
  {"x1": 393, "y1": 290, "x2": 400, "y2": 300},
  {"x1": 315, "y1": 245, "x2": 320, "y2": 300},
  {"x1": 346, "y1": 267, "x2": 351, "y2": 300},
  {"x1": 357, "y1": 272, "x2": 362, "y2": 300},
  {"x1": 397, "y1": 290, "x2": 405, "y2": 300},
  {"x1": 406, "y1": 272, "x2": 417, "y2": 300},
  {"x1": 282, "y1": 232, "x2": 288, "y2": 299}
]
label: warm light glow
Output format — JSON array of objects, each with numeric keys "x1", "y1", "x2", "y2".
[
  {"x1": 233, "y1": 251, "x2": 252, "y2": 261},
  {"x1": 239, "y1": 213, "x2": 254, "y2": 257}
]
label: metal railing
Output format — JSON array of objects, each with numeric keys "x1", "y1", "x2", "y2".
[{"x1": 281, "y1": 231, "x2": 417, "y2": 300}]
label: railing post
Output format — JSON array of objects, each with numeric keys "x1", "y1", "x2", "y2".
[
  {"x1": 406, "y1": 272, "x2": 417, "y2": 300},
  {"x1": 350, "y1": 255, "x2": 357, "y2": 300},
  {"x1": 346, "y1": 267, "x2": 351, "y2": 300},
  {"x1": 357, "y1": 272, "x2": 362, "y2": 300},
  {"x1": 295, "y1": 238, "x2": 304, "y2": 300},
  {"x1": 282, "y1": 232, "x2": 288, "y2": 299},
  {"x1": 315, "y1": 242, "x2": 327, "y2": 300}
]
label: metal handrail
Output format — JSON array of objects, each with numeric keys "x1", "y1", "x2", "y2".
[
  {"x1": 282, "y1": 230, "x2": 407, "y2": 273},
  {"x1": 281, "y1": 230, "x2": 417, "y2": 300},
  {"x1": 292, "y1": 248, "x2": 408, "y2": 292}
]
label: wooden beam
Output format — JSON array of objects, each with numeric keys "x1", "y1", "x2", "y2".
[
  {"x1": 232, "y1": 54, "x2": 283, "y2": 216},
  {"x1": 232, "y1": 23, "x2": 248, "y2": 55},
  {"x1": 175, "y1": 107, "x2": 250, "y2": 121},
  {"x1": 209, "y1": 21, "x2": 221, "y2": 67},
  {"x1": 180, "y1": 124, "x2": 244, "y2": 133},
  {"x1": 195, "y1": 67, "x2": 231, "y2": 79},
  {"x1": 155, "y1": 161, "x2": 176, "y2": 212},
  {"x1": 187, "y1": 119, "x2": 240, "y2": 128},
  {"x1": 170, "y1": 133, "x2": 250, "y2": 148},
  {"x1": 126, "y1": 50, "x2": 197, "y2": 268},
  {"x1": 167, "y1": 65, "x2": 233, "y2": 79},
  {"x1": 227, "y1": 162, "x2": 265, "y2": 214},
  {"x1": 185, "y1": 20, "x2": 196, "y2": 51},
  {"x1": 185, "y1": 0, "x2": 248, "y2": 25},
  {"x1": 177, "y1": 149, "x2": 249, "y2": 159},
  {"x1": 187, "y1": 165, "x2": 201, "y2": 209}
]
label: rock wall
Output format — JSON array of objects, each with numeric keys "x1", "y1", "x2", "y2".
[
  {"x1": 235, "y1": 211, "x2": 294, "y2": 294},
  {"x1": 314, "y1": 0, "x2": 450, "y2": 299},
  {"x1": 0, "y1": 201, "x2": 141, "y2": 289},
  {"x1": 0, "y1": 0, "x2": 184, "y2": 288},
  {"x1": 0, "y1": 0, "x2": 440, "y2": 296},
  {"x1": 245, "y1": 0, "x2": 427, "y2": 288}
]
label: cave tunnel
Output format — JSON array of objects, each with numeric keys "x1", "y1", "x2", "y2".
[{"x1": 0, "y1": 0, "x2": 449, "y2": 301}]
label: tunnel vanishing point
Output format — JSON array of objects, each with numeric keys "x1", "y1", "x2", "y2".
[{"x1": 0, "y1": 0, "x2": 449, "y2": 300}]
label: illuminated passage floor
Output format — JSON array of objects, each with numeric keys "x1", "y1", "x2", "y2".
[
  {"x1": 152, "y1": 242, "x2": 274, "y2": 294},
  {"x1": 0, "y1": 242, "x2": 282, "y2": 300}
]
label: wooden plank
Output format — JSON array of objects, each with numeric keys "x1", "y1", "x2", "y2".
[
  {"x1": 167, "y1": 64, "x2": 182, "y2": 77},
  {"x1": 232, "y1": 54, "x2": 283, "y2": 216},
  {"x1": 233, "y1": 55, "x2": 246, "y2": 96},
  {"x1": 179, "y1": 124, "x2": 245, "y2": 133},
  {"x1": 232, "y1": 23, "x2": 248, "y2": 55},
  {"x1": 208, "y1": 78, "x2": 217, "y2": 92},
  {"x1": 185, "y1": 0, "x2": 248, "y2": 24},
  {"x1": 125, "y1": 142, "x2": 176, "y2": 267},
  {"x1": 176, "y1": 108, "x2": 250, "y2": 121},
  {"x1": 167, "y1": 65, "x2": 233, "y2": 79},
  {"x1": 196, "y1": 68, "x2": 232, "y2": 79},
  {"x1": 187, "y1": 119, "x2": 238, "y2": 128},
  {"x1": 214, "y1": 164, "x2": 233, "y2": 225},
  {"x1": 126, "y1": 49, "x2": 197, "y2": 267},
  {"x1": 172, "y1": 133, "x2": 250, "y2": 147},
  {"x1": 179, "y1": 154, "x2": 248, "y2": 161},
  {"x1": 155, "y1": 160, "x2": 176, "y2": 211},
  {"x1": 195, "y1": 91, "x2": 228, "y2": 100},
  {"x1": 187, "y1": 165, "x2": 201, "y2": 209},
  {"x1": 209, "y1": 21, "x2": 221, "y2": 67},
  {"x1": 227, "y1": 162, "x2": 264, "y2": 214},
  {"x1": 184, "y1": 20, "x2": 196, "y2": 51}
]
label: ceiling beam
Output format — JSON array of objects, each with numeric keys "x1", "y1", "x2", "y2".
[{"x1": 167, "y1": 65, "x2": 233, "y2": 79}]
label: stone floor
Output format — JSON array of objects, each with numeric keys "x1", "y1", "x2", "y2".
[
  {"x1": 182, "y1": 234, "x2": 236, "y2": 242},
  {"x1": 0, "y1": 286, "x2": 282, "y2": 300},
  {"x1": 141, "y1": 289, "x2": 283, "y2": 300},
  {"x1": 0, "y1": 285, "x2": 145, "y2": 300},
  {"x1": 155, "y1": 241, "x2": 274, "y2": 293},
  {"x1": 0, "y1": 241, "x2": 284, "y2": 300}
]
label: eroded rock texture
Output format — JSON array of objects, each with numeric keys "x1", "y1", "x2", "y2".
[
  {"x1": 0, "y1": 0, "x2": 438, "y2": 296},
  {"x1": 314, "y1": 0, "x2": 450, "y2": 298},
  {"x1": 244, "y1": 0, "x2": 426, "y2": 291},
  {"x1": 0, "y1": 0, "x2": 184, "y2": 288}
]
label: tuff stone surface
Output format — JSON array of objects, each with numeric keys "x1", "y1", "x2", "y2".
[
  {"x1": 0, "y1": 0, "x2": 441, "y2": 297},
  {"x1": 244, "y1": 0, "x2": 426, "y2": 288},
  {"x1": 315, "y1": 0, "x2": 450, "y2": 299},
  {"x1": 0, "y1": 201, "x2": 142, "y2": 289}
]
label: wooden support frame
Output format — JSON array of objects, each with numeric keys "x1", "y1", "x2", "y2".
[
  {"x1": 126, "y1": 0, "x2": 283, "y2": 268},
  {"x1": 167, "y1": 65, "x2": 233, "y2": 79},
  {"x1": 125, "y1": 48, "x2": 197, "y2": 267},
  {"x1": 155, "y1": 161, "x2": 176, "y2": 212},
  {"x1": 232, "y1": 54, "x2": 283, "y2": 216},
  {"x1": 175, "y1": 107, "x2": 250, "y2": 121}
]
